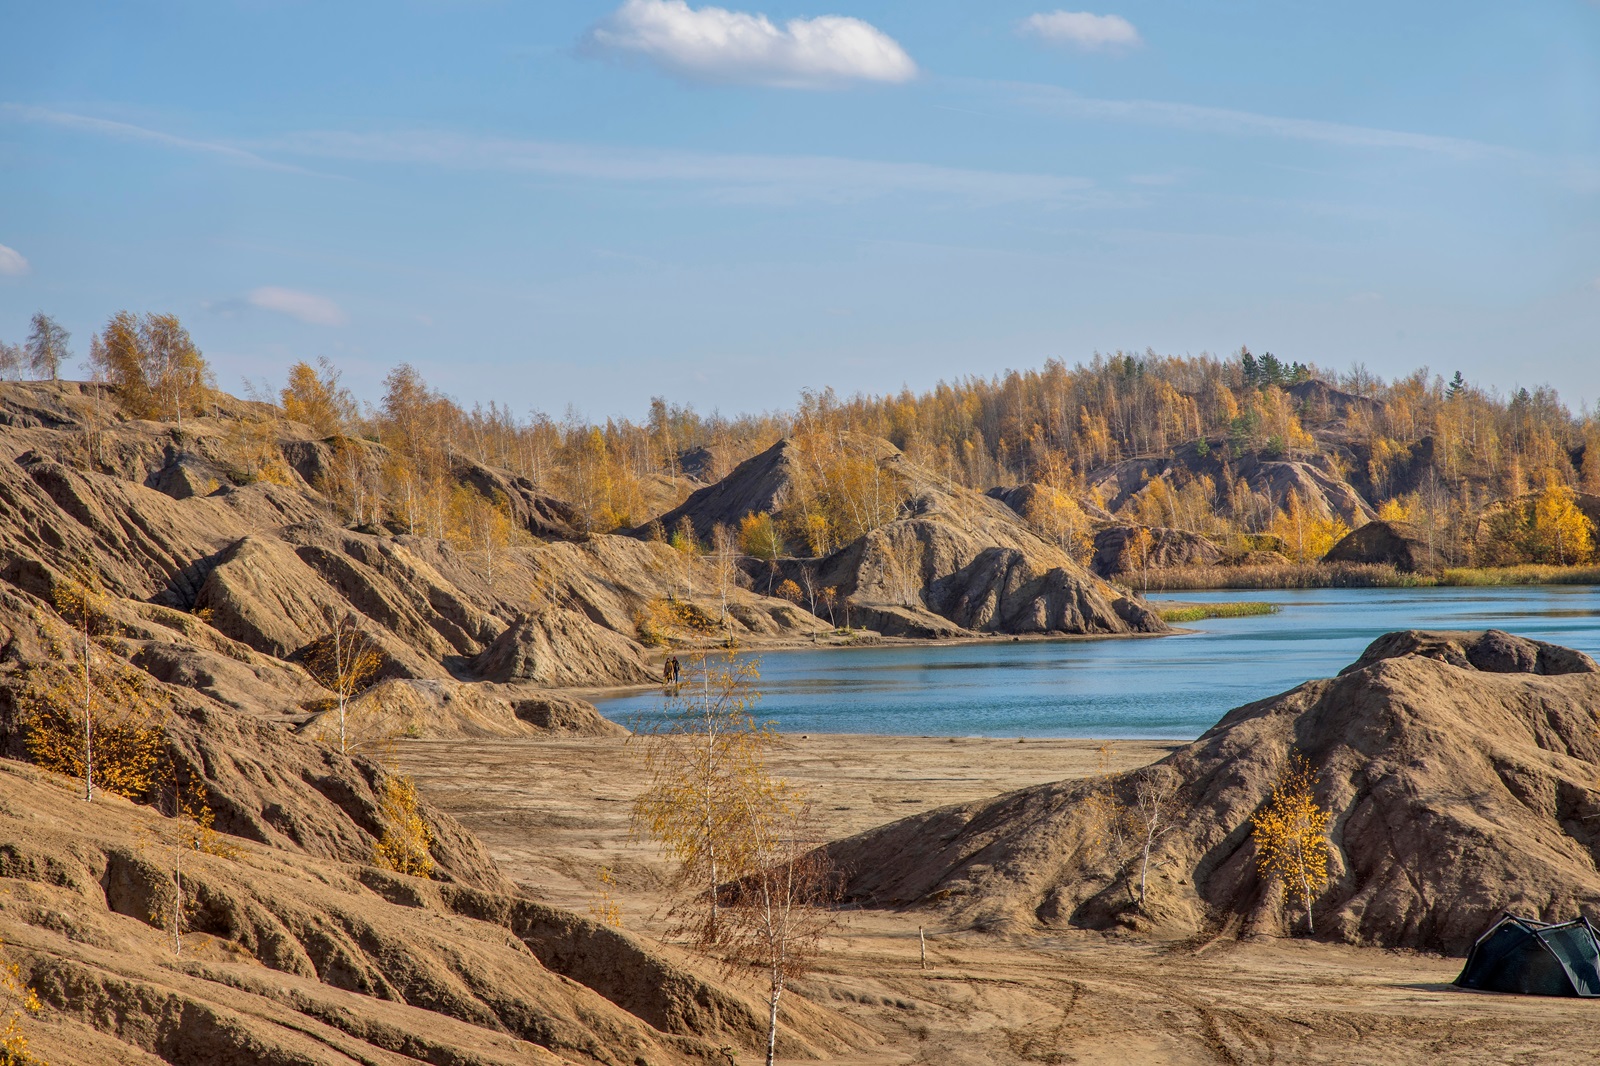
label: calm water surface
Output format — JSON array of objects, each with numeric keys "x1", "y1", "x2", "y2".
[{"x1": 593, "y1": 587, "x2": 1600, "y2": 740}]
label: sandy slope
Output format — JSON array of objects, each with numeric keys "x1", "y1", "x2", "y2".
[{"x1": 397, "y1": 734, "x2": 1600, "y2": 1065}]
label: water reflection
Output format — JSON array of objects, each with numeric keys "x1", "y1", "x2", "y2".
[{"x1": 594, "y1": 587, "x2": 1600, "y2": 740}]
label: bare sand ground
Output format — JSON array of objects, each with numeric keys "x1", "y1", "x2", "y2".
[{"x1": 397, "y1": 736, "x2": 1600, "y2": 1065}]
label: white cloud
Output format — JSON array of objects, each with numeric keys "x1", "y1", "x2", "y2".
[
  {"x1": 584, "y1": 0, "x2": 917, "y2": 88},
  {"x1": 1020, "y1": 11, "x2": 1141, "y2": 51},
  {"x1": 262, "y1": 130, "x2": 1090, "y2": 205},
  {"x1": 247, "y1": 287, "x2": 348, "y2": 327},
  {"x1": 0, "y1": 243, "x2": 28, "y2": 276}
]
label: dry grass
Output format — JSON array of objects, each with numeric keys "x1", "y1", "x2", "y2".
[
  {"x1": 1125, "y1": 562, "x2": 1426, "y2": 590},
  {"x1": 1439, "y1": 564, "x2": 1600, "y2": 586}
]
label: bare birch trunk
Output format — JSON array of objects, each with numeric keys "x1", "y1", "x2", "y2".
[{"x1": 766, "y1": 973, "x2": 782, "y2": 1066}]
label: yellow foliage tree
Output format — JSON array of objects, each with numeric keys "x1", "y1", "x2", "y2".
[
  {"x1": 784, "y1": 429, "x2": 902, "y2": 553},
  {"x1": 372, "y1": 775, "x2": 435, "y2": 878},
  {"x1": 802, "y1": 513, "x2": 832, "y2": 557},
  {"x1": 738, "y1": 512, "x2": 784, "y2": 563},
  {"x1": 0, "y1": 937, "x2": 43, "y2": 1066},
  {"x1": 281, "y1": 357, "x2": 357, "y2": 436},
  {"x1": 221, "y1": 414, "x2": 294, "y2": 486},
  {"x1": 632, "y1": 652, "x2": 774, "y2": 946},
  {"x1": 1125, "y1": 527, "x2": 1154, "y2": 590},
  {"x1": 447, "y1": 486, "x2": 515, "y2": 581},
  {"x1": 1268, "y1": 493, "x2": 1350, "y2": 563},
  {"x1": 1080, "y1": 743, "x2": 1126, "y2": 856},
  {"x1": 1530, "y1": 475, "x2": 1594, "y2": 565},
  {"x1": 722, "y1": 791, "x2": 840, "y2": 1066},
  {"x1": 634, "y1": 597, "x2": 720, "y2": 648},
  {"x1": 1252, "y1": 753, "x2": 1333, "y2": 934},
  {"x1": 303, "y1": 613, "x2": 384, "y2": 756},
  {"x1": 1376, "y1": 495, "x2": 1416, "y2": 525},
  {"x1": 87, "y1": 311, "x2": 214, "y2": 423},
  {"x1": 1025, "y1": 487, "x2": 1094, "y2": 565},
  {"x1": 23, "y1": 577, "x2": 166, "y2": 803}
]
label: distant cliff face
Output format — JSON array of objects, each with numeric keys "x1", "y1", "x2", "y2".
[{"x1": 656, "y1": 436, "x2": 1166, "y2": 638}]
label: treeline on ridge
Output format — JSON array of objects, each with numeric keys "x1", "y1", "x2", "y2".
[{"x1": 6, "y1": 309, "x2": 1600, "y2": 575}]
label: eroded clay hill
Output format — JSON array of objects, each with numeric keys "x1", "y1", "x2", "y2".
[
  {"x1": 1085, "y1": 442, "x2": 1376, "y2": 528},
  {"x1": 0, "y1": 756, "x2": 870, "y2": 1065},
  {"x1": 0, "y1": 380, "x2": 824, "y2": 715},
  {"x1": 0, "y1": 490, "x2": 863, "y2": 1062},
  {"x1": 828, "y1": 630, "x2": 1600, "y2": 954},
  {"x1": 654, "y1": 437, "x2": 1164, "y2": 638}
]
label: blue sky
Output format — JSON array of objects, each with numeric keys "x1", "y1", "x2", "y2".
[{"x1": 2, "y1": 1, "x2": 1598, "y2": 418}]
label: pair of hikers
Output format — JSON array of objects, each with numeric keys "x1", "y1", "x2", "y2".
[{"x1": 661, "y1": 655, "x2": 681, "y2": 688}]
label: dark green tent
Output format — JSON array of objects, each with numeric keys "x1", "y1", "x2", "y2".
[{"x1": 1455, "y1": 914, "x2": 1600, "y2": 997}]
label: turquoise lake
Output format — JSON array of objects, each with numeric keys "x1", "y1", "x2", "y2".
[{"x1": 591, "y1": 587, "x2": 1600, "y2": 740}]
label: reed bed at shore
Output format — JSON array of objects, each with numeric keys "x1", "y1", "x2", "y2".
[
  {"x1": 1124, "y1": 562, "x2": 1426, "y2": 591},
  {"x1": 1156, "y1": 602, "x2": 1279, "y2": 623},
  {"x1": 1120, "y1": 561, "x2": 1600, "y2": 591},
  {"x1": 1438, "y1": 565, "x2": 1600, "y2": 586}
]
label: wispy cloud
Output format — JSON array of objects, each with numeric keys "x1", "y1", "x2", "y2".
[
  {"x1": 1128, "y1": 172, "x2": 1183, "y2": 187},
  {"x1": 247, "y1": 286, "x2": 348, "y2": 326},
  {"x1": 260, "y1": 129, "x2": 1091, "y2": 205},
  {"x1": 0, "y1": 102, "x2": 314, "y2": 174},
  {"x1": 0, "y1": 244, "x2": 28, "y2": 277},
  {"x1": 1020, "y1": 11, "x2": 1141, "y2": 52},
  {"x1": 1004, "y1": 82, "x2": 1509, "y2": 160},
  {"x1": 582, "y1": 0, "x2": 917, "y2": 88}
]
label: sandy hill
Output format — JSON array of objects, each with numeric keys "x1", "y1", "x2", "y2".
[
  {"x1": 1085, "y1": 442, "x2": 1376, "y2": 527},
  {"x1": 652, "y1": 437, "x2": 1165, "y2": 639},
  {"x1": 0, "y1": 380, "x2": 823, "y2": 713},
  {"x1": 0, "y1": 753, "x2": 868, "y2": 1065},
  {"x1": 0, "y1": 379, "x2": 870, "y2": 1062},
  {"x1": 1324, "y1": 518, "x2": 1434, "y2": 571},
  {"x1": 827, "y1": 629, "x2": 1600, "y2": 954}
]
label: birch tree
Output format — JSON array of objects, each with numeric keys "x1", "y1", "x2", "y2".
[
  {"x1": 22, "y1": 569, "x2": 166, "y2": 802},
  {"x1": 304, "y1": 611, "x2": 383, "y2": 756},
  {"x1": 24, "y1": 312, "x2": 69, "y2": 381},
  {"x1": 1252, "y1": 753, "x2": 1332, "y2": 934},
  {"x1": 723, "y1": 794, "x2": 840, "y2": 1066},
  {"x1": 632, "y1": 652, "x2": 772, "y2": 946}
]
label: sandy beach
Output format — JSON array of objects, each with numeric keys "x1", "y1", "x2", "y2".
[{"x1": 396, "y1": 734, "x2": 1600, "y2": 1065}]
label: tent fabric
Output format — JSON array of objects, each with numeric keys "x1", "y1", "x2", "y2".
[{"x1": 1455, "y1": 914, "x2": 1600, "y2": 997}]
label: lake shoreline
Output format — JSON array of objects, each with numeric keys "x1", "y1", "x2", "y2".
[{"x1": 579, "y1": 586, "x2": 1600, "y2": 739}]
